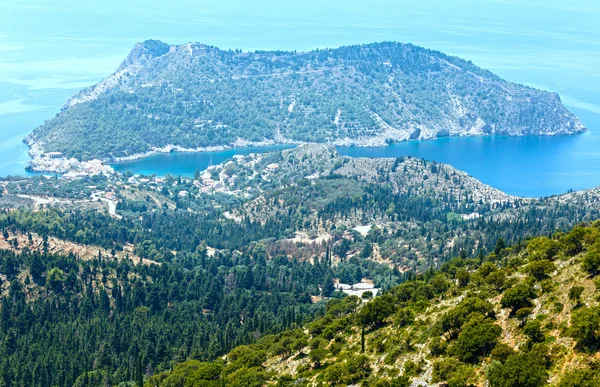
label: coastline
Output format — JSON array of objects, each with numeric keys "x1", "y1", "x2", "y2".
[
  {"x1": 110, "y1": 139, "x2": 303, "y2": 163},
  {"x1": 23, "y1": 126, "x2": 588, "y2": 174}
]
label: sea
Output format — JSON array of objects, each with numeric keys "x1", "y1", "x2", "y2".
[{"x1": 1, "y1": 0, "x2": 599, "y2": 197}]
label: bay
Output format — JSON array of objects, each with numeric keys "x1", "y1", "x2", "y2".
[
  {"x1": 110, "y1": 108, "x2": 600, "y2": 198},
  {"x1": 339, "y1": 108, "x2": 600, "y2": 198},
  {"x1": 112, "y1": 145, "x2": 294, "y2": 177}
]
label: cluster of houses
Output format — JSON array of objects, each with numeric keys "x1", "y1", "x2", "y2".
[
  {"x1": 63, "y1": 159, "x2": 115, "y2": 178},
  {"x1": 38, "y1": 152, "x2": 115, "y2": 178}
]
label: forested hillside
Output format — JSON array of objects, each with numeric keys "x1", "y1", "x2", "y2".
[
  {"x1": 25, "y1": 40, "x2": 584, "y2": 162},
  {"x1": 147, "y1": 221, "x2": 600, "y2": 387},
  {"x1": 0, "y1": 224, "x2": 402, "y2": 387}
]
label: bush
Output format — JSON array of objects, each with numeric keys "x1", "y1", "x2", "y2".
[
  {"x1": 372, "y1": 376, "x2": 411, "y2": 387},
  {"x1": 557, "y1": 367, "x2": 600, "y2": 387},
  {"x1": 487, "y1": 349, "x2": 548, "y2": 387},
  {"x1": 523, "y1": 320, "x2": 545, "y2": 344},
  {"x1": 309, "y1": 348, "x2": 328, "y2": 368},
  {"x1": 448, "y1": 317, "x2": 502, "y2": 363},
  {"x1": 525, "y1": 260, "x2": 555, "y2": 281},
  {"x1": 582, "y1": 250, "x2": 600, "y2": 276},
  {"x1": 561, "y1": 226, "x2": 588, "y2": 256},
  {"x1": 227, "y1": 367, "x2": 267, "y2": 387},
  {"x1": 429, "y1": 336, "x2": 448, "y2": 356},
  {"x1": 490, "y1": 343, "x2": 516, "y2": 363},
  {"x1": 439, "y1": 296, "x2": 495, "y2": 338},
  {"x1": 501, "y1": 283, "x2": 536, "y2": 313},
  {"x1": 394, "y1": 308, "x2": 415, "y2": 328},
  {"x1": 568, "y1": 286, "x2": 584, "y2": 304},
  {"x1": 526, "y1": 237, "x2": 560, "y2": 261},
  {"x1": 432, "y1": 358, "x2": 474, "y2": 387},
  {"x1": 358, "y1": 294, "x2": 396, "y2": 328},
  {"x1": 570, "y1": 306, "x2": 600, "y2": 349},
  {"x1": 403, "y1": 359, "x2": 422, "y2": 377}
]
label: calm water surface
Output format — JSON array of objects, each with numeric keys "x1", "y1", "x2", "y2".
[
  {"x1": 1, "y1": 0, "x2": 599, "y2": 197},
  {"x1": 112, "y1": 146, "x2": 294, "y2": 177}
]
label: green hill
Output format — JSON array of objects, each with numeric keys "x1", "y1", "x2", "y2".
[
  {"x1": 147, "y1": 221, "x2": 600, "y2": 387},
  {"x1": 25, "y1": 40, "x2": 584, "y2": 163}
]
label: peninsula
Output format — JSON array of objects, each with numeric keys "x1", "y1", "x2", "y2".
[{"x1": 24, "y1": 40, "x2": 585, "y2": 172}]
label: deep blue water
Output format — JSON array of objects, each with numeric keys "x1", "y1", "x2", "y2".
[{"x1": 1, "y1": 0, "x2": 599, "y2": 197}]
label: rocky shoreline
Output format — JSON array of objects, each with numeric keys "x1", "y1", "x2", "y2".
[{"x1": 24, "y1": 126, "x2": 588, "y2": 174}]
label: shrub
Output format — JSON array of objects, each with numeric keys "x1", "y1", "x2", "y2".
[
  {"x1": 309, "y1": 348, "x2": 327, "y2": 368},
  {"x1": 570, "y1": 306, "x2": 600, "y2": 349},
  {"x1": 554, "y1": 302, "x2": 564, "y2": 313},
  {"x1": 456, "y1": 268, "x2": 470, "y2": 287},
  {"x1": 432, "y1": 358, "x2": 474, "y2": 387},
  {"x1": 226, "y1": 346, "x2": 267, "y2": 372},
  {"x1": 448, "y1": 317, "x2": 502, "y2": 363},
  {"x1": 557, "y1": 367, "x2": 600, "y2": 387},
  {"x1": 429, "y1": 274, "x2": 451, "y2": 294},
  {"x1": 525, "y1": 260, "x2": 555, "y2": 281},
  {"x1": 523, "y1": 320, "x2": 545, "y2": 344},
  {"x1": 403, "y1": 359, "x2": 422, "y2": 377},
  {"x1": 501, "y1": 283, "x2": 536, "y2": 313},
  {"x1": 394, "y1": 308, "x2": 415, "y2": 328},
  {"x1": 526, "y1": 237, "x2": 560, "y2": 261},
  {"x1": 561, "y1": 226, "x2": 588, "y2": 256},
  {"x1": 372, "y1": 376, "x2": 411, "y2": 387},
  {"x1": 227, "y1": 367, "x2": 267, "y2": 387},
  {"x1": 485, "y1": 269, "x2": 509, "y2": 291},
  {"x1": 486, "y1": 349, "x2": 548, "y2": 387},
  {"x1": 439, "y1": 297, "x2": 495, "y2": 338},
  {"x1": 568, "y1": 286, "x2": 584, "y2": 304},
  {"x1": 429, "y1": 336, "x2": 448, "y2": 356},
  {"x1": 515, "y1": 308, "x2": 533, "y2": 324},
  {"x1": 358, "y1": 294, "x2": 396, "y2": 328},
  {"x1": 582, "y1": 250, "x2": 600, "y2": 276},
  {"x1": 490, "y1": 343, "x2": 516, "y2": 363}
]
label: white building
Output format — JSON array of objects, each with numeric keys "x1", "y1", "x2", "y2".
[{"x1": 335, "y1": 281, "x2": 379, "y2": 299}]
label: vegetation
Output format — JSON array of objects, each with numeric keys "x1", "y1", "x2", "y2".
[{"x1": 138, "y1": 221, "x2": 600, "y2": 386}]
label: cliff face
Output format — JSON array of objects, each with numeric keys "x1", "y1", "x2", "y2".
[{"x1": 26, "y1": 40, "x2": 585, "y2": 161}]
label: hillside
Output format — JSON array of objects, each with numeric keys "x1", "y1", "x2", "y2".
[
  {"x1": 25, "y1": 40, "x2": 585, "y2": 163},
  {"x1": 147, "y1": 221, "x2": 600, "y2": 387},
  {"x1": 2, "y1": 146, "x2": 600, "y2": 386}
]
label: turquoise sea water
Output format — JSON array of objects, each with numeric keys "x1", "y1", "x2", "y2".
[
  {"x1": 112, "y1": 145, "x2": 294, "y2": 177},
  {"x1": 1, "y1": 0, "x2": 599, "y2": 196}
]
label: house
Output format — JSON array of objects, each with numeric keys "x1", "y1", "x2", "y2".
[
  {"x1": 46, "y1": 152, "x2": 63, "y2": 159},
  {"x1": 335, "y1": 280, "x2": 380, "y2": 299}
]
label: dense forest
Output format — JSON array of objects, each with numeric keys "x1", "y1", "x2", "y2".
[
  {"x1": 0, "y1": 225, "x2": 405, "y2": 387},
  {"x1": 26, "y1": 41, "x2": 583, "y2": 161}
]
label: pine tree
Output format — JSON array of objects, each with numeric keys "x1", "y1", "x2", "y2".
[{"x1": 361, "y1": 325, "x2": 366, "y2": 353}]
